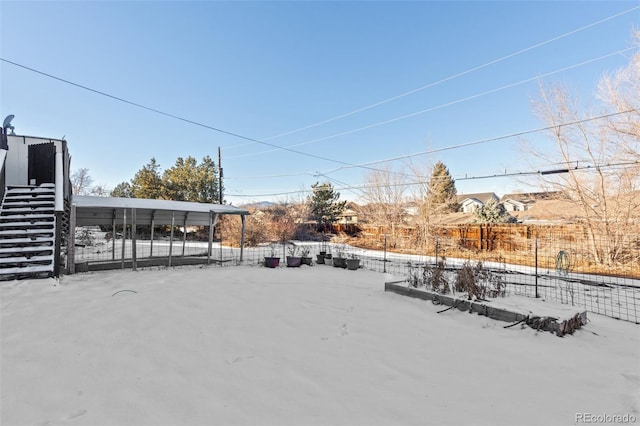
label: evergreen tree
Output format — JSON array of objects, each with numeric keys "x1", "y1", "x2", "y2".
[
  {"x1": 474, "y1": 199, "x2": 516, "y2": 224},
  {"x1": 162, "y1": 156, "x2": 220, "y2": 203},
  {"x1": 426, "y1": 161, "x2": 459, "y2": 213},
  {"x1": 131, "y1": 158, "x2": 163, "y2": 199},
  {"x1": 111, "y1": 182, "x2": 133, "y2": 198},
  {"x1": 308, "y1": 182, "x2": 347, "y2": 227}
]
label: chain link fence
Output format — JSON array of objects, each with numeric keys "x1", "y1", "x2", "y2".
[{"x1": 70, "y1": 223, "x2": 639, "y2": 323}]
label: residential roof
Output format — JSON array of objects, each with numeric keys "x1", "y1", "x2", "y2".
[
  {"x1": 72, "y1": 196, "x2": 250, "y2": 227},
  {"x1": 500, "y1": 192, "x2": 562, "y2": 203},
  {"x1": 456, "y1": 192, "x2": 498, "y2": 204}
]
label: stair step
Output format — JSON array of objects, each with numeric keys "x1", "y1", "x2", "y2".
[
  {"x1": 0, "y1": 235, "x2": 55, "y2": 243},
  {"x1": 0, "y1": 207, "x2": 55, "y2": 213},
  {"x1": 0, "y1": 228, "x2": 55, "y2": 236},
  {"x1": 0, "y1": 215, "x2": 55, "y2": 222},
  {"x1": 5, "y1": 191, "x2": 56, "y2": 199},
  {"x1": 0, "y1": 223, "x2": 54, "y2": 229},
  {"x1": 0, "y1": 264, "x2": 53, "y2": 276},
  {"x1": 0, "y1": 245, "x2": 54, "y2": 254},
  {"x1": 6, "y1": 187, "x2": 55, "y2": 196},
  {"x1": 0, "y1": 255, "x2": 53, "y2": 265},
  {"x1": 2, "y1": 200, "x2": 56, "y2": 211},
  {"x1": 3, "y1": 200, "x2": 55, "y2": 204}
]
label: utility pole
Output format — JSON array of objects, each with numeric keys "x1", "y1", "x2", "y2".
[{"x1": 218, "y1": 146, "x2": 223, "y2": 204}]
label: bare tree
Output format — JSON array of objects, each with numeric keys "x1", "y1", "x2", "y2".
[
  {"x1": 406, "y1": 160, "x2": 434, "y2": 251},
  {"x1": 359, "y1": 165, "x2": 408, "y2": 248},
  {"x1": 71, "y1": 168, "x2": 94, "y2": 195},
  {"x1": 89, "y1": 185, "x2": 110, "y2": 197},
  {"x1": 597, "y1": 31, "x2": 640, "y2": 163},
  {"x1": 527, "y1": 37, "x2": 640, "y2": 266}
]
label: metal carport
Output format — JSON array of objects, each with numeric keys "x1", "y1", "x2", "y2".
[{"x1": 69, "y1": 196, "x2": 250, "y2": 273}]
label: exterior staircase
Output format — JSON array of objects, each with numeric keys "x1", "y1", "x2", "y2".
[{"x1": 0, "y1": 185, "x2": 56, "y2": 281}]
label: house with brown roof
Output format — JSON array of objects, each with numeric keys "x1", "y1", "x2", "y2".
[
  {"x1": 500, "y1": 192, "x2": 561, "y2": 212},
  {"x1": 456, "y1": 192, "x2": 499, "y2": 213}
]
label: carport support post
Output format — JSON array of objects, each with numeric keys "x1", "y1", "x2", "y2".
[
  {"x1": 150, "y1": 211, "x2": 155, "y2": 257},
  {"x1": 68, "y1": 203, "x2": 76, "y2": 274},
  {"x1": 169, "y1": 212, "x2": 175, "y2": 267},
  {"x1": 208, "y1": 212, "x2": 213, "y2": 264},
  {"x1": 240, "y1": 214, "x2": 246, "y2": 262},
  {"x1": 182, "y1": 212, "x2": 189, "y2": 257},
  {"x1": 207, "y1": 212, "x2": 219, "y2": 265},
  {"x1": 131, "y1": 208, "x2": 137, "y2": 271},
  {"x1": 121, "y1": 208, "x2": 126, "y2": 269},
  {"x1": 111, "y1": 210, "x2": 116, "y2": 261}
]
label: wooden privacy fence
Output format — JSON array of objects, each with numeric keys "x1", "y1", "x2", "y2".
[{"x1": 356, "y1": 223, "x2": 640, "y2": 279}]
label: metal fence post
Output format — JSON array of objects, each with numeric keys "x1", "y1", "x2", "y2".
[
  {"x1": 535, "y1": 238, "x2": 539, "y2": 298},
  {"x1": 383, "y1": 234, "x2": 387, "y2": 273}
]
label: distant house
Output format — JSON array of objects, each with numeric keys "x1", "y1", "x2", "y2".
[
  {"x1": 337, "y1": 208, "x2": 358, "y2": 225},
  {"x1": 456, "y1": 192, "x2": 499, "y2": 213},
  {"x1": 500, "y1": 192, "x2": 561, "y2": 212},
  {"x1": 402, "y1": 202, "x2": 420, "y2": 217}
]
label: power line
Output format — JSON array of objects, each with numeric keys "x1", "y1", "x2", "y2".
[
  {"x1": 225, "y1": 160, "x2": 640, "y2": 198},
  {"x1": 1, "y1": 3, "x2": 635, "y2": 163},
  {"x1": 0, "y1": 57, "x2": 369, "y2": 170},
  {"x1": 2, "y1": 5, "x2": 636, "y2": 187},
  {"x1": 3, "y1": 44, "x2": 635, "y2": 181},
  {"x1": 231, "y1": 4, "x2": 640, "y2": 147},
  {"x1": 318, "y1": 109, "x2": 637, "y2": 176},
  {"x1": 227, "y1": 47, "x2": 636, "y2": 160},
  {"x1": 224, "y1": 107, "x2": 636, "y2": 182}
]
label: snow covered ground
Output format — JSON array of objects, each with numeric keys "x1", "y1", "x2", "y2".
[{"x1": 2, "y1": 265, "x2": 639, "y2": 426}]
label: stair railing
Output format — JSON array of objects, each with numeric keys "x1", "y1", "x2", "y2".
[{"x1": 0, "y1": 148, "x2": 6, "y2": 203}]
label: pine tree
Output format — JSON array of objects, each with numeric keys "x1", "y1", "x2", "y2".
[
  {"x1": 110, "y1": 156, "x2": 222, "y2": 203},
  {"x1": 162, "y1": 156, "x2": 220, "y2": 203},
  {"x1": 426, "y1": 161, "x2": 459, "y2": 213},
  {"x1": 131, "y1": 158, "x2": 163, "y2": 199},
  {"x1": 308, "y1": 182, "x2": 347, "y2": 228},
  {"x1": 474, "y1": 199, "x2": 515, "y2": 224},
  {"x1": 111, "y1": 182, "x2": 133, "y2": 198}
]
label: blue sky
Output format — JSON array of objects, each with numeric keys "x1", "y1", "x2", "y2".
[{"x1": 1, "y1": 1, "x2": 638, "y2": 205}]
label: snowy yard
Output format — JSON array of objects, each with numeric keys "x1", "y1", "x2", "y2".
[{"x1": 2, "y1": 265, "x2": 639, "y2": 426}]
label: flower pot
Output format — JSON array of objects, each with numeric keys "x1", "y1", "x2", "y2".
[
  {"x1": 316, "y1": 254, "x2": 325, "y2": 264},
  {"x1": 301, "y1": 256, "x2": 313, "y2": 266},
  {"x1": 264, "y1": 257, "x2": 280, "y2": 268},
  {"x1": 286, "y1": 256, "x2": 302, "y2": 267},
  {"x1": 346, "y1": 258, "x2": 361, "y2": 270},
  {"x1": 333, "y1": 257, "x2": 347, "y2": 268}
]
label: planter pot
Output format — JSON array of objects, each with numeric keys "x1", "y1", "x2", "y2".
[
  {"x1": 264, "y1": 257, "x2": 280, "y2": 268},
  {"x1": 324, "y1": 253, "x2": 332, "y2": 259},
  {"x1": 301, "y1": 256, "x2": 313, "y2": 266},
  {"x1": 333, "y1": 257, "x2": 347, "y2": 268},
  {"x1": 316, "y1": 254, "x2": 325, "y2": 264},
  {"x1": 346, "y1": 258, "x2": 361, "y2": 270},
  {"x1": 286, "y1": 256, "x2": 302, "y2": 267}
]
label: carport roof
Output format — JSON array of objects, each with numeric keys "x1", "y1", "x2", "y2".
[{"x1": 72, "y1": 195, "x2": 250, "y2": 227}]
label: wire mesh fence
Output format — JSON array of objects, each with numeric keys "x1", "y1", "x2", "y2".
[{"x1": 70, "y1": 223, "x2": 639, "y2": 323}]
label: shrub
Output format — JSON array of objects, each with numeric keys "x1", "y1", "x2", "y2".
[
  {"x1": 426, "y1": 259, "x2": 449, "y2": 294},
  {"x1": 455, "y1": 261, "x2": 505, "y2": 300}
]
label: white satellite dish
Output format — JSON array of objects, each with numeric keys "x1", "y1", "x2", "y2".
[{"x1": 3, "y1": 115, "x2": 15, "y2": 134}]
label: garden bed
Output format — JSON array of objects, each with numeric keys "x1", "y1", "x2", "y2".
[{"x1": 385, "y1": 281, "x2": 587, "y2": 337}]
